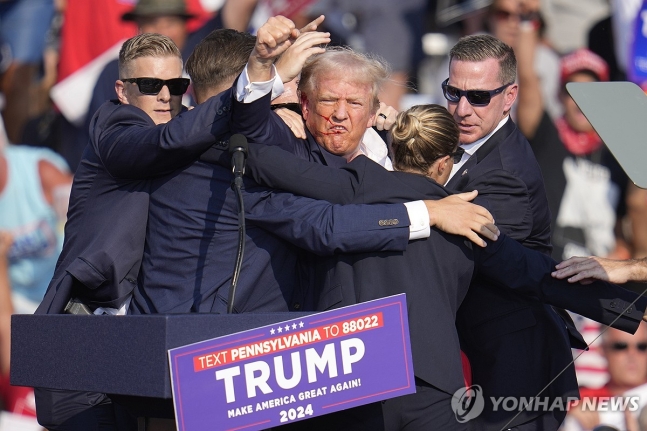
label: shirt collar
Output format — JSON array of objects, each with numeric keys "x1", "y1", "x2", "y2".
[{"x1": 461, "y1": 115, "x2": 510, "y2": 156}]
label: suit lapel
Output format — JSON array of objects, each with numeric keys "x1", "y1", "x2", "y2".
[
  {"x1": 447, "y1": 155, "x2": 477, "y2": 190},
  {"x1": 446, "y1": 118, "x2": 516, "y2": 191}
]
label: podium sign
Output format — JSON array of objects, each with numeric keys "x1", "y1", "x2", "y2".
[{"x1": 169, "y1": 294, "x2": 414, "y2": 431}]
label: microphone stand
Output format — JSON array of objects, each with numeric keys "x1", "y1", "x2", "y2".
[
  {"x1": 227, "y1": 174, "x2": 245, "y2": 314},
  {"x1": 227, "y1": 134, "x2": 248, "y2": 314}
]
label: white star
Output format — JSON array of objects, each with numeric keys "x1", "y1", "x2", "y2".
[
  {"x1": 277, "y1": 326, "x2": 283, "y2": 333},
  {"x1": 299, "y1": 321, "x2": 304, "y2": 328},
  {"x1": 292, "y1": 323, "x2": 297, "y2": 330},
  {"x1": 284, "y1": 325, "x2": 290, "y2": 332},
  {"x1": 270, "y1": 328, "x2": 275, "y2": 335}
]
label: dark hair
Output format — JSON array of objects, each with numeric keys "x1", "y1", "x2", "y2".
[
  {"x1": 390, "y1": 104, "x2": 459, "y2": 174},
  {"x1": 185, "y1": 29, "x2": 256, "y2": 100},
  {"x1": 449, "y1": 34, "x2": 517, "y2": 86}
]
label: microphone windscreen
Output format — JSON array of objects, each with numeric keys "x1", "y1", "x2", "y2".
[{"x1": 229, "y1": 134, "x2": 248, "y2": 156}]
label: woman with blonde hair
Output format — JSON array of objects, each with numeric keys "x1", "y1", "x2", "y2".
[{"x1": 389, "y1": 104, "x2": 463, "y2": 185}]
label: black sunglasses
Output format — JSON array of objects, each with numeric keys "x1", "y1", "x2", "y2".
[
  {"x1": 608, "y1": 341, "x2": 647, "y2": 352},
  {"x1": 121, "y1": 77, "x2": 190, "y2": 96},
  {"x1": 442, "y1": 78, "x2": 512, "y2": 106},
  {"x1": 450, "y1": 146, "x2": 465, "y2": 164}
]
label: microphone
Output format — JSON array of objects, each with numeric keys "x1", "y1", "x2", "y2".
[{"x1": 229, "y1": 134, "x2": 248, "y2": 182}]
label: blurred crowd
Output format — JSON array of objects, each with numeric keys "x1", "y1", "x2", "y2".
[{"x1": 1, "y1": 0, "x2": 647, "y2": 430}]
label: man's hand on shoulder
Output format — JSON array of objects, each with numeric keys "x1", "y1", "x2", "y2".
[
  {"x1": 425, "y1": 190, "x2": 499, "y2": 247},
  {"x1": 274, "y1": 108, "x2": 306, "y2": 139}
]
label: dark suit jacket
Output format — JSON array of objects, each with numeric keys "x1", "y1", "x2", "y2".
[
  {"x1": 201, "y1": 143, "x2": 647, "y2": 398},
  {"x1": 131, "y1": 157, "x2": 411, "y2": 314},
  {"x1": 36, "y1": 92, "x2": 233, "y2": 314},
  {"x1": 447, "y1": 118, "x2": 586, "y2": 428}
]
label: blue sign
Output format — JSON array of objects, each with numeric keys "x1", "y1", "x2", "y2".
[
  {"x1": 168, "y1": 294, "x2": 415, "y2": 431},
  {"x1": 630, "y1": 0, "x2": 647, "y2": 88}
]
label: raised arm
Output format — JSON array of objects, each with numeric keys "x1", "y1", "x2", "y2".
[
  {"x1": 247, "y1": 16, "x2": 300, "y2": 83},
  {"x1": 514, "y1": 3, "x2": 544, "y2": 139},
  {"x1": 231, "y1": 19, "x2": 329, "y2": 148},
  {"x1": 94, "y1": 90, "x2": 232, "y2": 179}
]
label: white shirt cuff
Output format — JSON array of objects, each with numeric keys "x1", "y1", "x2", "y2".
[
  {"x1": 93, "y1": 296, "x2": 131, "y2": 316},
  {"x1": 235, "y1": 64, "x2": 285, "y2": 103},
  {"x1": 404, "y1": 200, "x2": 430, "y2": 240}
]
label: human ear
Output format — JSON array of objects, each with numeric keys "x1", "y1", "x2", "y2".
[
  {"x1": 116, "y1": 80, "x2": 129, "y2": 105},
  {"x1": 300, "y1": 94, "x2": 309, "y2": 121}
]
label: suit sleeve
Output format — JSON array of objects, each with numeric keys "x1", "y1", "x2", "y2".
[
  {"x1": 476, "y1": 235, "x2": 647, "y2": 334},
  {"x1": 200, "y1": 142, "x2": 366, "y2": 203},
  {"x1": 242, "y1": 185, "x2": 410, "y2": 255},
  {"x1": 93, "y1": 90, "x2": 232, "y2": 179},
  {"x1": 463, "y1": 168, "x2": 534, "y2": 242},
  {"x1": 200, "y1": 142, "x2": 452, "y2": 206},
  {"x1": 229, "y1": 90, "x2": 312, "y2": 155}
]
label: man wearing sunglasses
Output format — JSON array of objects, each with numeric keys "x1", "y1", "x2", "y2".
[
  {"x1": 442, "y1": 34, "x2": 585, "y2": 431},
  {"x1": 563, "y1": 323, "x2": 647, "y2": 429},
  {"x1": 33, "y1": 33, "x2": 239, "y2": 431}
]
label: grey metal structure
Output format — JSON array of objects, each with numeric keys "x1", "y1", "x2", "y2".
[{"x1": 566, "y1": 81, "x2": 647, "y2": 189}]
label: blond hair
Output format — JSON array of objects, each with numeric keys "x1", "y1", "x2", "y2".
[
  {"x1": 390, "y1": 104, "x2": 459, "y2": 174},
  {"x1": 119, "y1": 33, "x2": 182, "y2": 78},
  {"x1": 299, "y1": 46, "x2": 391, "y2": 113}
]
